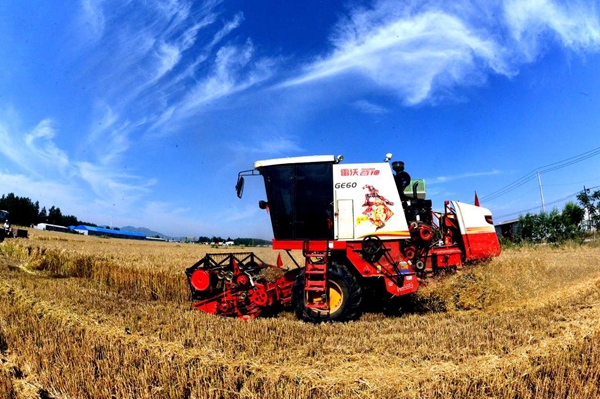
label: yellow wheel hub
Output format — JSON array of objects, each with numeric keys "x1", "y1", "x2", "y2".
[
  {"x1": 308, "y1": 281, "x2": 344, "y2": 313},
  {"x1": 327, "y1": 282, "x2": 343, "y2": 312}
]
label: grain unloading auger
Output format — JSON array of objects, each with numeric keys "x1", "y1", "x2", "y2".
[{"x1": 186, "y1": 154, "x2": 501, "y2": 322}]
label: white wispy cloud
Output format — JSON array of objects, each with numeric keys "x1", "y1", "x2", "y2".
[
  {"x1": 228, "y1": 136, "x2": 303, "y2": 155},
  {"x1": 75, "y1": 162, "x2": 156, "y2": 205},
  {"x1": 427, "y1": 169, "x2": 501, "y2": 184},
  {"x1": 79, "y1": 0, "x2": 106, "y2": 43},
  {"x1": 24, "y1": 120, "x2": 73, "y2": 176},
  {"x1": 504, "y1": 0, "x2": 600, "y2": 60},
  {"x1": 352, "y1": 100, "x2": 390, "y2": 114},
  {"x1": 280, "y1": 0, "x2": 600, "y2": 105},
  {"x1": 153, "y1": 42, "x2": 183, "y2": 82},
  {"x1": 0, "y1": 113, "x2": 74, "y2": 178},
  {"x1": 75, "y1": 0, "x2": 277, "y2": 139},
  {"x1": 0, "y1": 172, "x2": 87, "y2": 213},
  {"x1": 154, "y1": 0, "x2": 193, "y2": 36},
  {"x1": 207, "y1": 12, "x2": 245, "y2": 49},
  {"x1": 223, "y1": 204, "x2": 261, "y2": 223},
  {"x1": 0, "y1": 108, "x2": 30, "y2": 173},
  {"x1": 280, "y1": 5, "x2": 508, "y2": 104},
  {"x1": 158, "y1": 39, "x2": 278, "y2": 125},
  {"x1": 82, "y1": 104, "x2": 135, "y2": 166},
  {"x1": 0, "y1": 107, "x2": 157, "y2": 223}
]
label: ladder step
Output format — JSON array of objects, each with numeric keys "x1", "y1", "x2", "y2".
[
  {"x1": 304, "y1": 287, "x2": 327, "y2": 293},
  {"x1": 305, "y1": 281, "x2": 327, "y2": 291},
  {"x1": 305, "y1": 264, "x2": 327, "y2": 273},
  {"x1": 304, "y1": 245, "x2": 328, "y2": 302},
  {"x1": 306, "y1": 302, "x2": 328, "y2": 310}
]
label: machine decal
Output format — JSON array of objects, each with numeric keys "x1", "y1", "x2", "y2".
[
  {"x1": 361, "y1": 184, "x2": 394, "y2": 230},
  {"x1": 341, "y1": 168, "x2": 381, "y2": 176},
  {"x1": 356, "y1": 215, "x2": 369, "y2": 224},
  {"x1": 335, "y1": 182, "x2": 358, "y2": 189}
]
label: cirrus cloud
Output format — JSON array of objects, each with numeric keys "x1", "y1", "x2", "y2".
[{"x1": 280, "y1": 0, "x2": 600, "y2": 105}]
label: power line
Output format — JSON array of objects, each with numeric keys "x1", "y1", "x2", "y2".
[
  {"x1": 537, "y1": 146, "x2": 600, "y2": 174},
  {"x1": 545, "y1": 175, "x2": 600, "y2": 187},
  {"x1": 480, "y1": 172, "x2": 537, "y2": 203},
  {"x1": 481, "y1": 144, "x2": 600, "y2": 203},
  {"x1": 496, "y1": 193, "x2": 575, "y2": 220},
  {"x1": 496, "y1": 183, "x2": 600, "y2": 220}
]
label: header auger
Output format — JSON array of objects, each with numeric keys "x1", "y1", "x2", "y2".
[
  {"x1": 186, "y1": 154, "x2": 501, "y2": 322},
  {"x1": 186, "y1": 253, "x2": 299, "y2": 319}
]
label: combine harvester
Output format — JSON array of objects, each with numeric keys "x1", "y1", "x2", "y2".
[{"x1": 186, "y1": 154, "x2": 501, "y2": 322}]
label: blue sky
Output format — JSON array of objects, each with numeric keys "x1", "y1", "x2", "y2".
[{"x1": 1, "y1": 0, "x2": 599, "y2": 238}]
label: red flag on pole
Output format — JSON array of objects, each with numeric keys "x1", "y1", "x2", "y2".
[
  {"x1": 276, "y1": 253, "x2": 283, "y2": 268},
  {"x1": 474, "y1": 191, "x2": 480, "y2": 207}
]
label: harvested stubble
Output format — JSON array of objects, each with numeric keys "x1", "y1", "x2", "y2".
[{"x1": 1, "y1": 230, "x2": 600, "y2": 398}]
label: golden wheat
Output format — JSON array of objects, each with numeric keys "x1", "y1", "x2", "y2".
[{"x1": 1, "y1": 229, "x2": 600, "y2": 398}]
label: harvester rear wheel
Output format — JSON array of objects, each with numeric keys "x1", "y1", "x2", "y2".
[{"x1": 292, "y1": 262, "x2": 362, "y2": 323}]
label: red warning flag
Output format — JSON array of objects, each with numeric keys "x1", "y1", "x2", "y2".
[
  {"x1": 474, "y1": 191, "x2": 480, "y2": 207},
  {"x1": 276, "y1": 253, "x2": 283, "y2": 268}
]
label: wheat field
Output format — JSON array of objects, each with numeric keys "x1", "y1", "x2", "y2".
[{"x1": 1, "y1": 228, "x2": 600, "y2": 398}]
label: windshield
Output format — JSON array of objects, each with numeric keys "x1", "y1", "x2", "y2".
[{"x1": 260, "y1": 162, "x2": 334, "y2": 240}]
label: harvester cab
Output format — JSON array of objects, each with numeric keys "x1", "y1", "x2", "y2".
[{"x1": 187, "y1": 154, "x2": 501, "y2": 322}]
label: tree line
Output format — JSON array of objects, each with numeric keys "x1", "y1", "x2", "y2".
[
  {"x1": 1, "y1": 192, "x2": 272, "y2": 244},
  {"x1": 0, "y1": 193, "x2": 96, "y2": 227},
  {"x1": 513, "y1": 188, "x2": 600, "y2": 244}
]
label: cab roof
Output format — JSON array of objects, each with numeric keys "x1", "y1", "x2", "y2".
[{"x1": 253, "y1": 155, "x2": 335, "y2": 169}]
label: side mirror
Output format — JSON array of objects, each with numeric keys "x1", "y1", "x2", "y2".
[
  {"x1": 258, "y1": 200, "x2": 268, "y2": 210},
  {"x1": 235, "y1": 175, "x2": 245, "y2": 199}
]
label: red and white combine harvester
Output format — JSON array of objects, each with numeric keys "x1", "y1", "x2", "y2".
[{"x1": 186, "y1": 154, "x2": 501, "y2": 322}]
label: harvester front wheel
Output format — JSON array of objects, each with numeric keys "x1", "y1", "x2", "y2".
[{"x1": 292, "y1": 262, "x2": 362, "y2": 323}]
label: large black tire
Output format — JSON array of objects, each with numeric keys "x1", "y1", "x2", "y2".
[{"x1": 292, "y1": 262, "x2": 363, "y2": 323}]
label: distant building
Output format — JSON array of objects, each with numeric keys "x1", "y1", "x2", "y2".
[
  {"x1": 73, "y1": 225, "x2": 146, "y2": 240},
  {"x1": 495, "y1": 219, "x2": 519, "y2": 241},
  {"x1": 145, "y1": 236, "x2": 166, "y2": 242},
  {"x1": 35, "y1": 223, "x2": 69, "y2": 233},
  {"x1": 582, "y1": 209, "x2": 597, "y2": 232}
]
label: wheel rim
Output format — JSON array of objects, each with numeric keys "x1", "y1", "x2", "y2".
[
  {"x1": 307, "y1": 281, "x2": 344, "y2": 313},
  {"x1": 327, "y1": 281, "x2": 343, "y2": 313}
]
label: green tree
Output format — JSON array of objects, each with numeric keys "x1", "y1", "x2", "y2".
[
  {"x1": 561, "y1": 202, "x2": 585, "y2": 240},
  {"x1": 38, "y1": 206, "x2": 48, "y2": 223},
  {"x1": 577, "y1": 188, "x2": 600, "y2": 231},
  {"x1": 47, "y1": 206, "x2": 63, "y2": 225},
  {"x1": 0, "y1": 193, "x2": 40, "y2": 226},
  {"x1": 516, "y1": 202, "x2": 585, "y2": 244},
  {"x1": 516, "y1": 213, "x2": 537, "y2": 243},
  {"x1": 61, "y1": 214, "x2": 79, "y2": 227},
  {"x1": 1, "y1": 192, "x2": 94, "y2": 228}
]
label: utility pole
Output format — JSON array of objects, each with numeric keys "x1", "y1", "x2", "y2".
[
  {"x1": 583, "y1": 185, "x2": 591, "y2": 233},
  {"x1": 537, "y1": 170, "x2": 546, "y2": 213}
]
